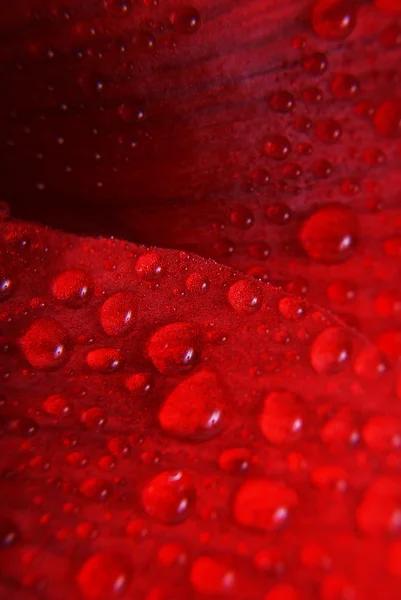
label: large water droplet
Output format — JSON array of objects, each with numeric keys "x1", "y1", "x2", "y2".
[
  {"x1": 312, "y1": 0, "x2": 356, "y2": 40},
  {"x1": 141, "y1": 470, "x2": 196, "y2": 524},
  {"x1": 77, "y1": 552, "x2": 130, "y2": 600},
  {"x1": 21, "y1": 318, "x2": 69, "y2": 370},
  {"x1": 310, "y1": 326, "x2": 351, "y2": 374},
  {"x1": 148, "y1": 322, "x2": 200, "y2": 375},
  {"x1": 51, "y1": 269, "x2": 93, "y2": 308},
  {"x1": 260, "y1": 390, "x2": 305, "y2": 445},
  {"x1": 190, "y1": 557, "x2": 236, "y2": 595},
  {"x1": 228, "y1": 280, "x2": 262, "y2": 314},
  {"x1": 100, "y1": 291, "x2": 137, "y2": 336},
  {"x1": 300, "y1": 205, "x2": 358, "y2": 263},
  {"x1": 159, "y1": 370, "x2": 225, "y2": 440},
  {"x1": 357, "y1": 477, "x2": 401, "y2": 535},
  {"x1": 234, "y1": 479, "x2": 298, "y2": 531},
  {"x1": 170, "y1": 7, "x2": 201, "y2": 34}
]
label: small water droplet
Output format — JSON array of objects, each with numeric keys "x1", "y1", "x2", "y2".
[
  {"x1": 52, "y1": 269, "x2": 93, "y2": 308},
  {"x1": 228, "y1": 280, "x2": 262, "y2": 314},
  {"x1": 310, "y1": 326, "x2": 351, "y2": 374},
  {"x1": 100, "y1": 291, "x2": 137, "y2": 336},
  {"x1": 142, "y1": 470, "x2": 196, "y2": 524}
]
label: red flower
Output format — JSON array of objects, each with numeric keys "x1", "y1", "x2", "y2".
[{"x1": 1, "y1": 1, "x2": 401, "y2": 599}]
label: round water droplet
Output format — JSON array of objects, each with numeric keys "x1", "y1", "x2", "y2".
[
  {"x1": 142, "y1": 470, "x2": 196, "y2": 524},
  {"x1": 86, "y1": 348, "x2": 122, "y2": 373},
  {"x1": 303, "y1": 52, "x2": 328, "y2": 75},
  {"x1": 300, "y1": 205, "x2": 358, "y2": 263},
  {"x1": 330, "y1": 73, "x2": 359, "y2": 99},
  {"x1": 186, "y1": 272, "x2": 209, "y2": 295},
  {"x1": 100, "y1": 291, "x2": 137, "y2": 336},
  {"x1": 136, "y1": 251, "x2": 165, "y2": 281},
  {"x1": 77, "y1": 552, "x2": 130, "y2": 600},
  {"x1": 190, "y1": 557, "x2": 236, "y2": 595},
  {"x1": 0, "y1": 516, "x2": 20, "y2": 547},
  {"x1": 124, "y1": 372, "x2": 152, "y2": 396},
  {"x1": 357, "y1": 477, "x2": 401, "y2": 535},
  {"x1": 170, "y1": 6, "x2": 201, "y2": 34},
  {"x1": 247, "y1": 242, "x2": 271, "y2": 260},
  {"x1": 310, "y1": 327, "x2": 351, "y2": 374},
  {"x1": 159, "y1": 370, "x2": 225, "y2": 440},
  {"x1": 21, "y1": 318, "x2": 69, "y2": 370},
  {"x1": 278, "y1": 297, "x2": 305, "y2": 320},
  {"x1": 374, "y1": 99, "x2": 401, "y2": 137},
  {"x1": 312, "y1": 0, "x2": 356, "y2": 40},
  {"x1": 234, "y1": 479, "x2": 298, "y2": 532},
  {"x1": 266, "y1": 203, "x2": 292, "y2": 225},
  {"x1": 80, "y1": 407, "x2": 108, "y2": 430},
  {"x1": 264, "y1": 135, "x2": 292, "y2": 160},
  {"x1": 148, "y1": 322, "x2": 200, "y2": 375},
  {"x1": 260, "y1": 390, "x2": 305, "y2": 445},
  {"x1": 228, "y1": 280, "x2": 262, "y2": 314},
  {"x1": 269, "y1": 91, "x2": 295, "y2": 113},
  {"x1": 312, "y1": 158, "x2": 333, "y2": 179},
  {"x1": 52, "y1": 269, "x2": 93, "y2": 308},
  {"x1": 363, "y1": 416, "x2": 401, "y2": 450},
  {"x1": 158, "y1": 542, "x2": 187, "y2": 567},
  {"x1": 315, "y1": 118, "x2": 342, "y2": 143},
  {"x1": 219, "y1": 448, "x2": 251, "y2": 473},
  {"x1": 42, "y1": 394, "x2": 71, "y2": 418},
  {"x1": 0, "y1": 277, "x2": 14, "y2": 301},
  {"x1": 353, "y1": 347, "x2": 388, "y2": 380},
  {"x1": 80, "y1": 478, "x2": 112, "y2": 502},
  {"x1": 229, "y1": 206, "x2": 254, "y2": 229}
]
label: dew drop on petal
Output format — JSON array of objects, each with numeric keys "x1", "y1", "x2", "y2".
[
  {"x1": 260, "y1": 390, "x2": 305, "y2": 445},
  {"x1": 310, "y1": 326, "x2": 351, "y2": 374},
  {"x1": 374, "y1": 99, "x2": 401, "y2": 137},
  {"x1": 190, "y1": 557, "x2": 236, "y2": 595},
  {"x1": 357, "y1": 477, "x2": 401, "y2": 535},
  {"x1": 86, "y1": 348, "x2": 123, "y2": 373},
  {"x1": 300, "y1": 205, "x2": 358, "y2": 264},
  {"x1": 264, "y1": 135, "x2": 292, "y2": 160},
  {"x1": 136, "y1": 251, "x2": 165, "y2": 281},
  {"x1": 148, "y1": 322, "x2": 200, "y2": 375},
  {"x1": 77, "y1": 552, "x2": 130, "y2": 600},
  {"x1": 141, "y1": 470, "x2": 196, "y2": 524},
  {"x1": 170, "y1": 6, "x2": 201, "y2": 34},
  {"x1": 228, "y1": 280, "x2": 262, "y2": 314},
  {"x1": 21, "y1": 318, "x2": 69, "y2": 370},
  {"x1": 159, "y1": 370, "x2": 225, "y2": 440},
  {"x1": 312, "y1": 0, "x2": 356, "y2": 40},
  {"x1": 0, "y1": 516, "x2": 21, "y2": 548},
  {"x1": 234, "y1": 479, "x2": 298, "y2": 532},
  {"x1": 51, "y1": 269, "x2": 93, "y2": 307},
  {"x1": 100, "y1": 291, "x2": 137, "y2": 336}
]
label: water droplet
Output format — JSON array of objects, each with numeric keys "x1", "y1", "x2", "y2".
[
  {"x1": 86, "y1": 348, "x2": 123, "y2": 373},
  {"x1": 312, "y1": 0, "x2": 356, "y2": 40},
  {"x1": 219, "y1": 448, "x2": 251, "y2": 473},
  {"x1": 353, "y1": 347, "x2": 388, "y2": 380},
  {"x1": 312, "y1": 158, "x2": 333, "y2": 179},
  {"x1": 148, "y1": 322, "x2": 200, "y2": 375},
  {"x1": 170, "y1": 6, "x2": 201, "y2": 34},
  {"x1": 315, "y1": 118, "x2": 342, "y2": 143},
  {"x1": 260, "y1": 390, "x2": 305, "y2": 444},
  {"x1": 247, "y1": 242, "x2": 271, "y2": 260},
  {"x1": 42, "y1": 394, "x2": 71, "y2": 418},
  {"x1": 21, "y1": 318, "x2": 69, "y2": 370},
  {"x1": 160, "y1": 369, "x2": 224, "y2": 441},
  {"x1": 80, "y1": 478, "x2": 112, "y2": 502},
  {"x1": 264, "y1": 135, "x2": 292, "y2": 160},
  {"x1": 300, "y1": 205, "x2": 358, "y2": 263},
  {"x1": 190, "y1": 557, "x2": 236, "y2": 595},
  {"x1": 357, "y1": 477, "x2": 401, "y2": 535},
  {"x1": 363, "y1": 416, "x2": 401, "y2": 450},
  {"x1": 303, "y1": 52, "x2": 328, "y2": 75},
  {"x1": 374, "y1": 99, "x2": 401, "y2": 137},
  {"x1": 80, "y1": 407, "x2": 108, "y2": 430},
  {"x1": 228, "y1": 280, "x2": 262, "y2": 314},
  {"x1": 0, "y1": 277, "x2": 13, "y2": 301},
  {"x1": 136, "y1": 251, "x2": 165, "y2": 281},
  {"x1": 234, "y1": 479, "x2": 298, "y2": 531},
  {"x1": 100, "y1": 291, "x2": 137, "y2": 336},
  {"x1": 330, "y1": 73, "x2": 359, "y2": 99},
  {"x1": 266, "y1": 202, "x2": 292, "y2": 225},
  {"x1": 52, "y1": 269, "x2": 93, "y2": 308},
  {"x1": 186, "y1": 272, "x2": 209, "y2": 294},
  {"x1": 77, "y1": 552, "x2": 130, "y2": 600},
  {"x1": 158, "y1": 542, "x2": 187, "y2": 567},
  {"x1": 229, "y1": 206, "x2": 254, "y2": 229},
  {"x1": 278, "y1": 297, "x2": 305, "y2": 320},
  {"x1": 124, "y1": 372, "x2": 152, "y2": 396},
  {"x1": 0, "y1": 516, "x2": 20, "y2": 547},
  {"x1": 269, "y1": 91, "x2": 295, "y2": 113},
  {"x1": 142, "y1": 470, "x2": 196, "y2": 524},
  {"x1": 310, "y1": 326, "x2": 351, "y2": 374}
]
